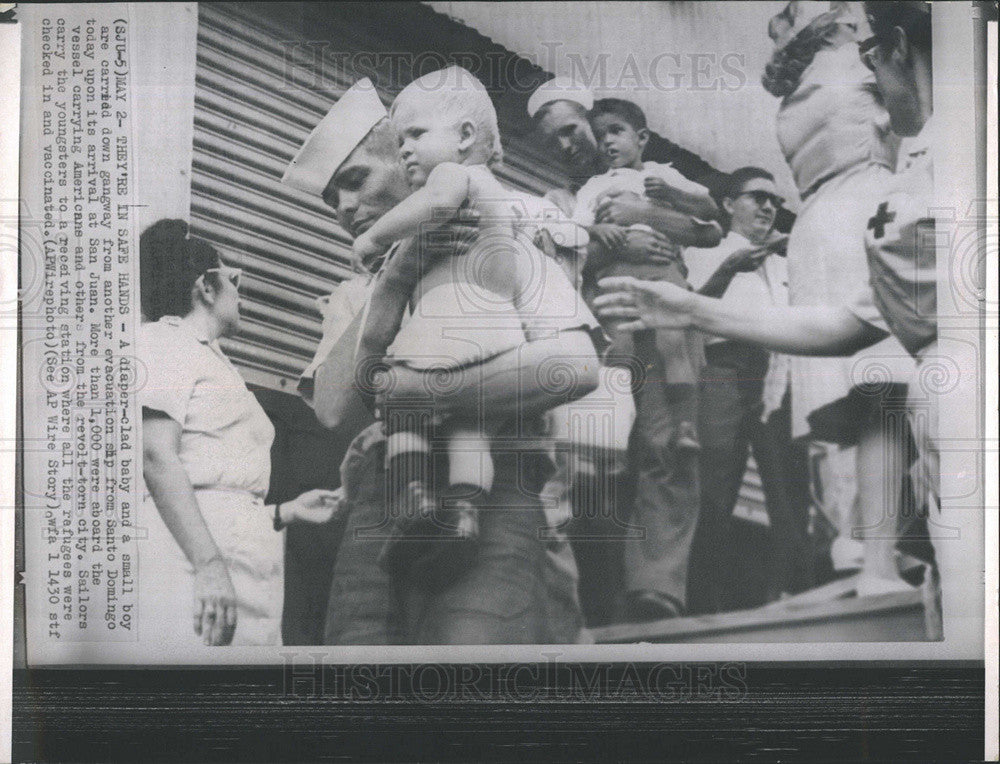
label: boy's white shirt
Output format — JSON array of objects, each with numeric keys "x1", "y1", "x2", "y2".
[{"x1": 570, "y1": 161, "x2": 710, "y2": 228}]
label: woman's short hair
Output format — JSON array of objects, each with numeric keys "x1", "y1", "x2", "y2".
[
  {"x1": 140, "y1": 219, "x2": 222, "y2": 321},
  {"x1": 761, "y1": 11, "x2": 849, "y2": 98}
]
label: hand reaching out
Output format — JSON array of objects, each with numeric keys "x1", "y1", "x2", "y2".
[
  {"x1": 722, "y1": 245, "x2": 771, "y2": 274},
  {"x1": 765, "y1": 232, "x2": 789, "y2": 256},
  {"x1": 281, "y1": 488, "x2": 344, "y2": 525},
  {"x1": 593, "y1": 276, "x2": 696, "y2": 331}
]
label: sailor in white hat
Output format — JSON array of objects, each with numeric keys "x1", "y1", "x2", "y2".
[
  {"x1": 285, "y1": 78, "x2": 413, "y2": 411},
  {"x1": 526, "y1": 75, "x2": 595, "y2": 119},
  {"x1": 526, "y1": 76, "x2": 604, "y2": 188},
  {"x1": 283, "y1": 78, "x2": 410, "y2": 242},
  {"x1": 284, "y1": 76, "x2": 597, "y2": 647}
]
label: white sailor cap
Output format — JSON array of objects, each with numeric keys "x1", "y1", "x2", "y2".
[
  {"x1": 282, "y1": 78, "x2": 388, "y2": 197},
  {"x1": 526, "y1": 76, "x2": 595, "y2": 119}
]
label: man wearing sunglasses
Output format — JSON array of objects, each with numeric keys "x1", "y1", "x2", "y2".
[
  {"x1": 682, "y1": 167, "x2": 811, "y2": 613},
  {"x1": 596, "y1": 1, "x2": 950, "y2": 619}
]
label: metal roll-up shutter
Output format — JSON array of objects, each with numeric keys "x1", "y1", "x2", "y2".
[
  {"x1": 191, "y1": 3, "x2": 357, "y2": 391},
  {"x1": 191, "y1": 2, "x2": 565, "y2": 391}
]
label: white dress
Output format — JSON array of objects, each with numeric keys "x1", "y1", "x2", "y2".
[
  {"x1": 777, "y1": 42, "x2": 915, "y2": 440},
  {"x1": 137, "y1": 317, "x2": 283, "y2": 647}
]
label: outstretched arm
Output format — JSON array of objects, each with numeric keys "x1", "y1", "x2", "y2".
[
  {"x1": 594, "y1": 276, "x2": 888, "y2": 356},
  {"x1": 353, "y1": 163, "x2": 470, "y2": 259},
  {"x1": 695, "y1": 245, "x2": 771, "y2": 298}
]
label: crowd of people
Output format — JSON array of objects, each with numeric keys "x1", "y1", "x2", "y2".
[{"x1": 137, "y1": 1, "x2": 942, "y2": 646}]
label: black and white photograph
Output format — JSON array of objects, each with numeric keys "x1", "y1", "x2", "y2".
[{"x1": 4, "y1": 1, "x2": 996, "y2": 760}]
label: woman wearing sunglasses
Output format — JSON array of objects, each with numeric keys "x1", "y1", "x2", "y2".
[{"x1": 137, "y1": 219, "x2": 340, "y2": 646}]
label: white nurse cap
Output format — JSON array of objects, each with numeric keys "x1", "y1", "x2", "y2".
[
  {"x1": 769, "y1": 2, "x2": 854, "y2": 51},
  {"x1": 282, "y1": 78, "x2": 388, "y2": 197},
  {"x1": 526, "y1": 76, "x2": 595, "y2": 119}
]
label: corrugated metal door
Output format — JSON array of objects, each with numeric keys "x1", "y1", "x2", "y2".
[
  {"x1": 191, "y1": 2, "x2": 561, "y2": 391},
  {"x1": 191, "y1": 3, "x2": 358, "y2": 391}
]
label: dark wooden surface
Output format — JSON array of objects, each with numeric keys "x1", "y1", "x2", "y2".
[
  {"x1": 12, "y1": 664, "x2": 984, "y2": 762},
  {"x1": 591, "y1": 589, "x2": 929, "y2": 644}
]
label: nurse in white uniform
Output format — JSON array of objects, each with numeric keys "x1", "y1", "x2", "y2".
[{"x1": 138, "y1": 219, "x2": 339, "y2": 647}]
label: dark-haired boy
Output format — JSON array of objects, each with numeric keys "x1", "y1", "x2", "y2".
[
  {"x1": 575, "y1": 97, "x2": 723, "y2": 621},
  {"x1": 574, "y1": 98, "x2": 719, "y2": 448}
]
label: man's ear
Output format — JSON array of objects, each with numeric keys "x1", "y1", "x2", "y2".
[
  {"x1": 458, "y1": 120, "x2": 477, "y2": 154},
  {"x1": 721, "y1": 196, "x2": 736, "y2": 218},
  {"x1": 636, "y1": 127, "x2": 650, "y2": 153},
  {"x1": 192, "y1": 274, "x2": 216, "y2": 308},
  {"x1": 890, "y1": 25, "x2": 911, "y2": 66}
]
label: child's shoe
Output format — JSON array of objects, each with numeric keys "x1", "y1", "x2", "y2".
[{"x1": 673, "y1": 421, "x2": 701, "y2": 454}]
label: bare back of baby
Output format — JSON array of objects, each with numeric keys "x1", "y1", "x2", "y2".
[{"x1": 388, "y1": 165, "x2": 535, "y2": 370}]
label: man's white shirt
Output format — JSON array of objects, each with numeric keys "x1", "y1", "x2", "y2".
[{"x1": 684, "y1": 230, "x2": 791, "y2": 420}]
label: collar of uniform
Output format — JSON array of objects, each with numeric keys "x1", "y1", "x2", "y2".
[
  {"x1": 159, "y1": 315, "x2": 211, "y2": 344},
  {"x1": 605, "y1": 165, "x2": 644, "y2": 177},
  {"x1": 902, "y1": 115, "x2": 933, "y2": 163},
  {"x1": 372, "y1": 240, "x2": 402, "y2": 275},
  {"x1": 725, "y1": 229, "x2": 754, "y2": 250}
]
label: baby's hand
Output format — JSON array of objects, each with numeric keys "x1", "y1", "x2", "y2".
[
  {"x1": 588, "y1": 223, "x2": 628, "y2": 252},
  {"x1": 352, "y1": 232, "x2": 386, "y2": 272},
  {"x1": 534, "y1": 228, "x2": 558, "y2": 258}
]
